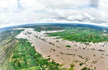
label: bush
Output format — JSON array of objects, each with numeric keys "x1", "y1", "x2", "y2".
[
  {"x1": 79, "y1": 63, "x2": 83, "y2": 66},
  {"x1": 81, "y1": 67, "x2": 90, "y2": 70},
  {"x1": 66, "y1": 45, "x2": 71, "y2": 47}
]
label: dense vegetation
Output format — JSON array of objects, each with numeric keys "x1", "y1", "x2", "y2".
[
  {"x1": 34, "y1": 26, "x2": 63, "y2": 32},
  {"x1": 48, "y1": 25, "x2": 108, "y2": 43},
  {"x1": 10, "y1": 39, "x2": 66, "y2": 70},
  {"x1": 0, "y1": 29, "x2": 23, "y2": 70},
  {"x1": 16, "y1": 24, "x2": 64, "y2": 32},
  {"x1": 0, "y1": 29, "x2": 24, "y2": 42}
]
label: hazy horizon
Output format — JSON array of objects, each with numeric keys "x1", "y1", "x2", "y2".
[{"x1": 0, "y1": 22, "x2": 108, "y2": 29}]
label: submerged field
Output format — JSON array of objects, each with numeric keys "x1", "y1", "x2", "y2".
[{"x1": 0, "y1": 24, "x2": 108, "y2": 70}]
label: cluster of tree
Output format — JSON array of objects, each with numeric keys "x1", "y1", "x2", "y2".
[{"x1": 34, "y1": 26, "x2": 63, "y2": 32}]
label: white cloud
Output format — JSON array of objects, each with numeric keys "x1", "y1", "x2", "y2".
[
  {"x1": 39, "y1": 0, "x2": 89, "y2": 9},
  {"x1": 0, "y1": 0, "x2": 108, "y2": 28}
]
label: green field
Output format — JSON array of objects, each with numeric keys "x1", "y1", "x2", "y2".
[
  {"x1": 0, "y1": 29, "x2": 24, "y2": 70},
  {"x1": 10, "y1": 39, "x2": 40, "y2": 70},
  {"x1": 10, "y1": 39, "x2": 67, "y2": 70},
  {"x1": 48, "y1": 26, "x2": 108, "y2": 43}
]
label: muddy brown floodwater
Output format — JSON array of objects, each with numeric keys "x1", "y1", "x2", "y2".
[{"x1": 16, "y1": 28, "x2": 108, "y2": 70}]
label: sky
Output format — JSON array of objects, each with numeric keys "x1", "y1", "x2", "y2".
[{"x1": 0, "y1": 0, "x2": 108, "y2": 28}]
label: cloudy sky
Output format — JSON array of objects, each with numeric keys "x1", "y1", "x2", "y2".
[{"x1": 0, "y1": 0, "x2": 108, "y2": 28}]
